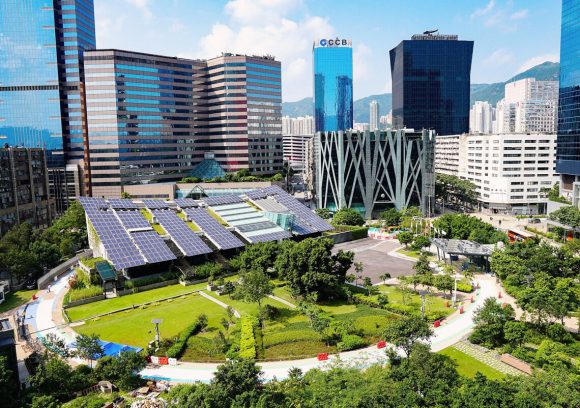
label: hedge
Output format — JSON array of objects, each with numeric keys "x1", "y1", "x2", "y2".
[
  {"x1": 68, "y1": 285, "x2": 102, "y2": 302},
  {"x1": 182, "y1": 262, "x2": 223, "y2": 281},
  {"x1": 337, "y1": 334, "x2": 367, "y2": 352},
  {"x1": 239, "y1": 316, "x2": 258, "y2": 359},
  {"x1": 125, "y1": 272, "x2": 178, "y2": 289},
  {"x1": 456, "y1": 281, "x2": 474, "y2": 293},
  {"x1": 165, "y1": 314, "x2": 207, "y2": 359}
]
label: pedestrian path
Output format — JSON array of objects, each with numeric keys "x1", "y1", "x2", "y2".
[
  {"x1": 199, "y1": 291, "x2": 241, "y2": 318},
  {"x1": 268, "y1": 294, "x2": 296, "y2": 309},
  {"x1": 452, "y1": 340, "x2": 524, "y2": 376}
]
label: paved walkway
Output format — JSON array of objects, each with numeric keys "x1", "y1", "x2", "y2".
[
  {"x1": 453, "y1": 341, "x2": 524, "y2": 376},
  {"x1": 199, "y1": 291, "x2": 241, "y2": 318},
  {"x1": 268, "y1": 294, "x2": 296, "y2": 309}
]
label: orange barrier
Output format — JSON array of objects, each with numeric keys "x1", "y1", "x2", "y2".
[
  {"x1": 377, "y1": 340, "x2": 386, "y2": 349},
  {"x1": 317, "y1": 353, "x2": 329, "y2": 361}
]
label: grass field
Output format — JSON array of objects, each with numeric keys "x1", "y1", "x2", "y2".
[
  {"x1": 396, "y1": 248, "x2": 436, "y2": 260},
  {"x1": 65, "y1": 282, "x2": 209, "y2": 321},
  {"x1": 0, "y1": 290, "x2": 36, "y2": 314},
  {"x1": 438, "y1": 346, "x2": 505, "y2": 380},
  {"x1": 75, "y1": 292, "x2": 227, "y2": 348},
  {"x1": 377, "y1": 284, "x2": 452, "y2": 318}
]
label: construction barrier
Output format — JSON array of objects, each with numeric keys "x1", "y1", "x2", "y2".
[
  {"x1": 433, "y1": 320, "x2": 441, "y2": 328},
  {"x1": 377, "y1": 340, "x2": 386, "y2": 349},
  {"x1": 459, "y1": 306, "x2": 464, "y2": 314},
  {"x1": 317, "y1": 353, "x2": 329, "y2": 361}
]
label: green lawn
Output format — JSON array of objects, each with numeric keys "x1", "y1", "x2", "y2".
[
  {"x1": 377, "y1": 284, "x2": 452, "y2": 318},
  {"x1": 140, "y1": 209, "x2": 167, "y2": 235},
  {"x1": 396, "y1": 248, "x2": 436, "y2": 260},
  {"x1": 66, "y1": 282, "x2": 209, "y2": 321},
  {"x1": 75, "y1": 292, "x2": 227, "y2": 348},
  {"x1": 438, "y1": 346, "x2": 505, "y2": 380},
  {"x1": 0, "y1": 290, "x2": 37, "y2": 313}
]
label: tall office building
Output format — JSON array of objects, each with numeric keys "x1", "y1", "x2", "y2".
[
  {"x1": 470, "y1": 101, "x2": 494, "y2": 134},
  {"x1": 370, "y1": 100, "x2": 379, "y2": 130},
  {"x1": 390, "y1": 33, "x2": 473, "y2": 136},
  {"x1": 282, "y1": 116, "x2": 314, "y2": 136},
  {"x1": 0, "y1": 0, "x2": 96, "y2": 206},
  {"x1": 556, "y1": 0, "x2": 580, "y2": 206},
  {"x1": 313, "y1": 38, "x2": 353, "y2": 132},
  {"x1": 84, "y1": 50, "x2": 206, "y2": 198},
  {"x1": 205, "y1": 54, "x2": 283, "y2": 175}
]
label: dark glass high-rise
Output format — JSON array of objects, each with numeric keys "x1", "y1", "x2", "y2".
[
  {"x1": 389, "y1": 33, "x2": 473, "y2": 136},
  {"x1": 313, "y1": 39, "x2": 353, "y2": 132},
  {"x1": 0, "y1": 0, "x2": 96, "y2": 167},
  {"x1": 556, "y1": 0, "x2": 580, "y2": 182}
]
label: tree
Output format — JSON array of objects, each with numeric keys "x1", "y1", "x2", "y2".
[
  {"x1": 380, "y1": 208, "x2": 401, "y2": 226},
  {"x1": 380, "y1": 273, "x2": 391, "y2": 285},
  {"x1": 234, "y1": 270, "x2": 273, "y2": 308},
  {"x1": 413, "y1": 252, "x2": 432, "y2": 276},
  {"x1": 435, "y1": 173, "x2": 478, "y2": 210},
  {"x1": 31, "y1": 395, "x2": 60, "y2": 408},
  {"x1": 504, "y1": 321, "x2": 527, "y2": 347},
  {"x1": 210, "y1": 359, "x2": 263, "y2": 405},
  {"x1": 549, "y1": 205, "x2": 580, "y2": 228},
  {"x1": 29, "y1": 356, "x2": 75, "y2": 402},
  {"x1": 232, "y1": 241, "x2": 280, "y2": 274},
  {"x1": 315, "y1": 208, "x2": 332, "y2": 219},
  {"x1": 433, "y1": 274, "x2": 454, "y2": 299},
  {"x1": 43, "y1": 333, "x2": 73, "y2": 359},
  {"x1": 354, "y1": 261, "x2": 364, "y2": 286},
  {"x1": 0, "y1": 356, "x2": 18, "y2": 408},
  {"x1": 517, "y1": 274, "x2": 556, "y2": 326},
  {"x1": 382, "y1": 315, "x2": 433, "y2": 357},
  {"x1": 549, "y1": 278, "x2": 579, "y2": 324},
  {"x1": 363, "y1": 276, "x2": 373, "y2": 295},
  {"x1": 75, "y1": 333, "x2": 104, "y2": 368},
  {"x1": 332, "y1": 208, "x2": 365, "y2": 226},
  {"x1": 410, "y1": 235, "x2": 431, "y2": 251},
  {"x1": 397, "y1": 231, "x2": 413, "y2": 247},
  {"x1": 93, "y1": 350, "x2": 147, "y2": 391},
  {"x1": 275, "y1": 238, "x2": 353, "y2": 299},
  {"x1": 470, "y1": 297, "x2": 515, "y2": 347}
]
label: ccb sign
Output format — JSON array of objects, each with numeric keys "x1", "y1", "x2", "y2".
[{"x1": 316, "y1": 38, "x2": 352, "y2": 48}]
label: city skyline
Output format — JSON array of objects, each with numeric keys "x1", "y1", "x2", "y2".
[{"x1": 93, "y1": 0, "x2": 561, "y2": 101}]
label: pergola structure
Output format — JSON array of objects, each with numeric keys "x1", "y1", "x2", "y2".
[
  {"x1": 95, "y1": 261, "x2": 119, "y2": 293},
  {"x1": 432, "y1": 238, "x2": 495, "y2": 272}
]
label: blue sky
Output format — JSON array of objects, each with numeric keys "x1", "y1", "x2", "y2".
[{"x1": 95, "y1": 0, "x2": 562, "y2": 102}]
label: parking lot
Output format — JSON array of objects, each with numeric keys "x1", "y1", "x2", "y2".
[{"x1": 334, "y1": 238, "x2": 415, "y2": 284}]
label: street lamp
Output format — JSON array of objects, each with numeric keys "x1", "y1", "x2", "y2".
[
  {"x1": 151, "y1": 318, "x2": 163, "y2": 348},
  {"x1": 452, "y1": 274, "x2": 459, "y2": 307}
]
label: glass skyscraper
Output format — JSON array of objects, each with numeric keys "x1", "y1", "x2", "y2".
[
  {"x1": 389, "y1": 34, "x2": 473, "y2": 136},
  {"x1": 557, "y1": 0, "x2": 580, "y2": 206},
  {"x1": 313, "y1": 39, "x2": 353, "y2": 132},
  {"x1": 0, "y1": 0, "x2": 96, "y2": 167}
]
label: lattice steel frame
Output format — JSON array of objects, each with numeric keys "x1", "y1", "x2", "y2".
[{"x1": 316, "y1": 129, "x2": 435, "y2": 218}]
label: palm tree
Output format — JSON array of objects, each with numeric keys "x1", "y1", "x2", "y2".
[{"x1": 380, "y1": 273, "x2": 391, "y2": 285}]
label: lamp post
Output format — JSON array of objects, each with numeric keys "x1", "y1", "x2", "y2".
[
  {"x1": 151, "y1": 318, "x2": 163, "y2": 348},
  {"x1": 452, "y1": 274, "x2": 459, "y2": 307}
]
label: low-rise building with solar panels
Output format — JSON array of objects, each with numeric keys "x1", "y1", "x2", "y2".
[{"x1": 78, "y1": 190, "x2": 332, "y2": 278}]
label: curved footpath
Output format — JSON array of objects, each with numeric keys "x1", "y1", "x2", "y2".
[{"x1": 27, "y1": 272, "x2": 497, "y2": 383}]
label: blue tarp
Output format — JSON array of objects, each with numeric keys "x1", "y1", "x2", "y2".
[{"x1": 70, "y1": 340, "x2": 142, "y2": 358}]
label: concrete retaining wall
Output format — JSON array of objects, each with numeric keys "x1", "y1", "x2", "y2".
[
  {"x1": 64, "y1": 294, "x2": 106, "y2": 308},
  {"x1": 116, "y1": 278, "x2": 179, "y2": 296},
  {"x1": 37, "y1": 249, "x2": 93, "y2": 289}
]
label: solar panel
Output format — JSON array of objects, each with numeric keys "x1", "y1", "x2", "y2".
[
  {"x1": 142, "y1": 199, "x2": 171, "y2": 209},
  {"x1": 273, "y1": 193, "x2": 333, "y2": 232},
  {"x1": 130, "y1": 230, "x2": 176, "y2": 263},
  {"x1": 108, "y1": 199, "x2": 139, "y2": 209},
  {"x1": 245, "y1": 189, "x2": 268, "y2": 200},
  {"x1": 248, "y1": 231, "x2": 293, "y2": 243},
  {"x1": 184, "y1": 208, "x2": 244, "y2": 250},
  {"x1": 174, "y1": 198, "x2": 198, "y2": 208},
  {"x1": 237, "y1": 221, "x2": 279, "y2": 233},
  {"x1": 203, "y1": 195, "x2": 244, "y2": 206},
  {"x1": 79, "y1": 197, "x2": 109, "y2": 212},
  {"x1": 153, "y1": 210, "x2": 213, "y2": 256},
  {"x1": 86, "y1": 209, "x2": 146, "y2": 269},
  {"x1": 115, "y1": 210, "x2": 152, "y2": 230}
]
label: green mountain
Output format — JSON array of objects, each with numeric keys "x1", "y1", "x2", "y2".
[
  {"x1": 469, "y1": 61, "x2": 559, "y2": 106},
  {"x1": 282, "y1": 61, "x2": 560, "y2": 119}
]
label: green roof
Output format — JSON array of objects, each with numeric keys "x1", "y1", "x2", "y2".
[{"x1": 95, "y1": 261, "x2": 117, "y2": 282}]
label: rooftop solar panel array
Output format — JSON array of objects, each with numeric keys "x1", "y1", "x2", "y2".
[
  {"x1": 115, "y1": 210, "x2": 152, "y2": 230},
  {"x1": 184, "y1": 207, "x2": 244, "y2": 250},
  {"x1": 153, "y1": 210, "x2": 213, "y2": 256},
  {"x1": 245, "y1": 189, "x2": 269, "y2": 200},
  {"x1": 142, "y1": 199, "x2": 171, "y2": 209},
  {"x1": 203, "y1": 195, "x2": 245, "y2": 206},
  {"x1": 247, "y1": 231, "x2": 293, "y2": 243},
  {"x1": 237, "y1": 221, "x2": 279, "y2": 233},
  {"x1": 108, "y1": 199, "x2": 139, "y2": 209},
  {"x1": 79, "y1": 197, "x2": 109, "y2": 211},
  {"x1": 85, "y1": 209, "x2": 146, "y2": 269},
  {"x1": 174, "y1": 198, "x2": 198, "y2": 208},
  {"x1": 272, "y1": 193, "x2": 333, "y2": 232},
  {"x1": 130, "y1": 230, "x2": 176, "y2": 263}
]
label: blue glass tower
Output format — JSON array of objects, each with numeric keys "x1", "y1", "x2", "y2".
[
  {"x1": 389, "y1": 34, "x2": 473, "y2": 136},
  {"x1": 313, "y1": 38, "x2": 353, "y2": 132},
  {"x1": 556, "y1": 0, "x2": 580, "y2": 185},
  {"x1": 0, "y1": 0, "x2": 96, "y2": 167}
]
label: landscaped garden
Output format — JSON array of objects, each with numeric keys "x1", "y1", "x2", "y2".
[
  {"x1": 0, "y1": 289, "x2": 37, "y2": 314},
  {"x1": 438, "y1": 345, "x2": 505, "y2": 380}
]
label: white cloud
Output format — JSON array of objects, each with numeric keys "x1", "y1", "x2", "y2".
[
  {"x1": 517, "y1": 54, "x2": 559, "y2": 73},
  {"x1": 471, "y1": 0, "x2": 495, "y2": 19},
  {"x1": 125, "y1": 0, "x2": 152, "y2": 21},
  {"x1": 198, "y1": 1, "x2": 335, "y2": 101},
  {"x1": 510, "y1": 9, "x2": 529, "y2": 20},
  {"x1": 484, "y1": 48, "x2": 514, "y2": 65},
  {"x1": 353, "y1": 43, "x2": 372, "y2": 82}
]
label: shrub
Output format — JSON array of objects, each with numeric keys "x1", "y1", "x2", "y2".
[
  {"x1": 332, "y1": 208, "x2": 365, "y2": 226},
  {"x1": 166, "y1": 314, "x2": 208, "y2": 359},
  {"x1": 239, "y1": 316, "x2": 258, "y2": 359},
  {"x1": 259, "y1": 304, "x2": 280, "y2": 321},
  {"x1": 456, "y1": 281, "x2": 474, "y2": 293},
  {"x1": 68, "y1": 285, "x2": 102, "y2": 302},
  {"x1": 337, "y1": 334, "x2": 367, "y2": 352},
  {"x1": 183, "y1": 262, "x2": 223, "y2": 281},
  {"x1": 547, "y1": 323, "x2": 574, "y2": 343}
]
